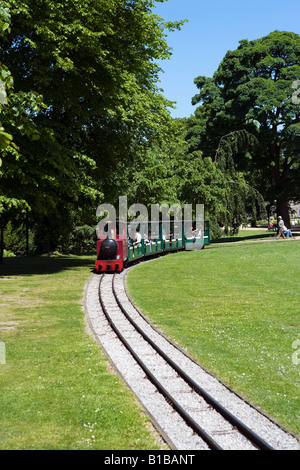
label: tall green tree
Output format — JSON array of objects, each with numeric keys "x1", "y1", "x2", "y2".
[
  {"x1": 0, "y1": 5, "x2": 50, "y2": 215},
  {"x1": 0, "y1": 0, "x2": 185, "y2": 251},
  {"x1": 179, "y1": 118, "x2": 264, "y2": 234},
  {"x1": 0, "y1": 0, "x2": 182, "y2": 198},
  {"x1": 191, "y1": 31, "x2": 300, "y2": 227}
]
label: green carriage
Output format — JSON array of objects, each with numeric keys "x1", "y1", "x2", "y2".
[{"x1": 127, "y1": 220, "x2": 210, "y2": 263}]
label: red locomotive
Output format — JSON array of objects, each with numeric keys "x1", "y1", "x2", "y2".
[{"x1": 95, "y1": 222, "x2": 128, "y2": 273}]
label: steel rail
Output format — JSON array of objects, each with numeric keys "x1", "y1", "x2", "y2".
[
  {"x1": 112, "y1": 273, "x2": 274, "y2": 451},
  {"x1": 99, "y1": 274, "x2": 222, "y2": 451}
]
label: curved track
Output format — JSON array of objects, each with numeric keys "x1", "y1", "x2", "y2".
[{"x1": 84, "y1": 270, "x2": 300, "y2": 451}]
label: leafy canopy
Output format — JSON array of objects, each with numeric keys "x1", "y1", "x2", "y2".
[
  {"x1": 191, "y1": 31, "x2": 300, "y2": 222},
  {"x1": 0, "y1": 0, "x2": 186, "y2": 218}
]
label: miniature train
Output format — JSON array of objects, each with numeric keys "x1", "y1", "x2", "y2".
[{"x1": 95, "y1": 220, "x2": 210, "y2": 273}]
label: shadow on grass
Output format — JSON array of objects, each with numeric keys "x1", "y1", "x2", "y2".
[
  {"x1": 211, "y1": 232, "x2": 277, "y2": 244},
  {"x1": 212, "y1": 227, "x2": 300, "y2": 245},
  {"x1": 0, "y1": 253, "x2": 95, "y2": 277}
]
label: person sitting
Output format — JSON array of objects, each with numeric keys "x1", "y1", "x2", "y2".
[
  {"x1": 133, "y1": 229, "x2": 142, "y2": 245},
  {"x1": 192, "y1": 226, "x2": 201, "y2": 242},
  {"x1": 283, "y1": 225, "x2": 292, "y2": 238}
]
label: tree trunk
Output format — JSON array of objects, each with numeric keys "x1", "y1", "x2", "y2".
[
  {"x1": 25, "y1": 210, "x2": 29, "y2": 256},
  {"x1": 270, "y1": 140, "x2": 291, "y2": 229},
  {"x1": 0, "y1": 214, "x2": 3, "y2": 264},
  {"x1": 277, "y1": 199, "x2": 290, "y2": 228}
]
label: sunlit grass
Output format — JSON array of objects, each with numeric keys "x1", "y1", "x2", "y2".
[
  {"x1": 127, "y1": 241, "x2": 300, "y2": 436},
  {"x1": 0, "y1": 256, "x2": 161, "y2": 450}
]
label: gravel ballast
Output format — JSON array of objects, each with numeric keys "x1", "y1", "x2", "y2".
[{"x1": 84, "y1": 270, "x2": 300, "y2": 451}]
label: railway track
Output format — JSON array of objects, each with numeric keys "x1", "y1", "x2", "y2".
[{"x1": 84, "y1": 270, "x2": 300, "y2": 451}]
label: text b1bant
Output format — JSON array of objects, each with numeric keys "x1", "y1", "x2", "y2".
[{"x1": 103, "y1": 452, "x2": 197, "y2": 467}]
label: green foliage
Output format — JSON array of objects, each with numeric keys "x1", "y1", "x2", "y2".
[
  {"x1": 0, "y1": 0, "x2": 187, "y2": 251},
  {"x1": 2, "y1": 206, "x2": 97, "y2": 256},
  {"x1": 3, "y1": 219, "x2": 33, "y2": 255},
  {"x1": 179, "y1": 152, "x2": 225, "y2": 213},
  {"x1": 176, "y1": 119, "x2": 265, "y2": 232},
  {"x1": 69, "y1": 225, "x2": 96, "y2": 254},
  {"x1": 1, "y1": 0, "x2": 183, "y2": 155},
  {"x1": 191, "y1": 31, "x2": 300, "y2": 226}
]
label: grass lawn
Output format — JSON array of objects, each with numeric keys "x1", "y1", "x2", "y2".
[
  {"x1": 0, "y1": 255, "x2": 161, "y2": 450},
  {"x1": 127, "y1": 240, "x2": 300, "y2": 436}
]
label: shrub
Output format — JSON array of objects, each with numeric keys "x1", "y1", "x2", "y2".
[{"x1": 69, "y1": 225, "x2": 96, "y2": 253}]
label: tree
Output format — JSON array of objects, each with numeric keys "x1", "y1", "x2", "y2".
[
  {"x1": 176, "y1": 114, "x2": 265, "y2": 234},
  {"x1": 1, "y1": 0, "x2": 183, "y2": 179},
  {"x1": 191, "y1": 31, "x2": 300, "y2": 227},
  {"x1": 0, "y1": 0, "x2": 185, "y2": 251},
  {"x1": 0, "y1": 2, "x2": 100, "y2": 217}
]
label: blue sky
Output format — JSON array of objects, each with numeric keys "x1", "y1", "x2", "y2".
[{"x1": 153, "y1": 0, "x2": 300, "y2": 118}]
